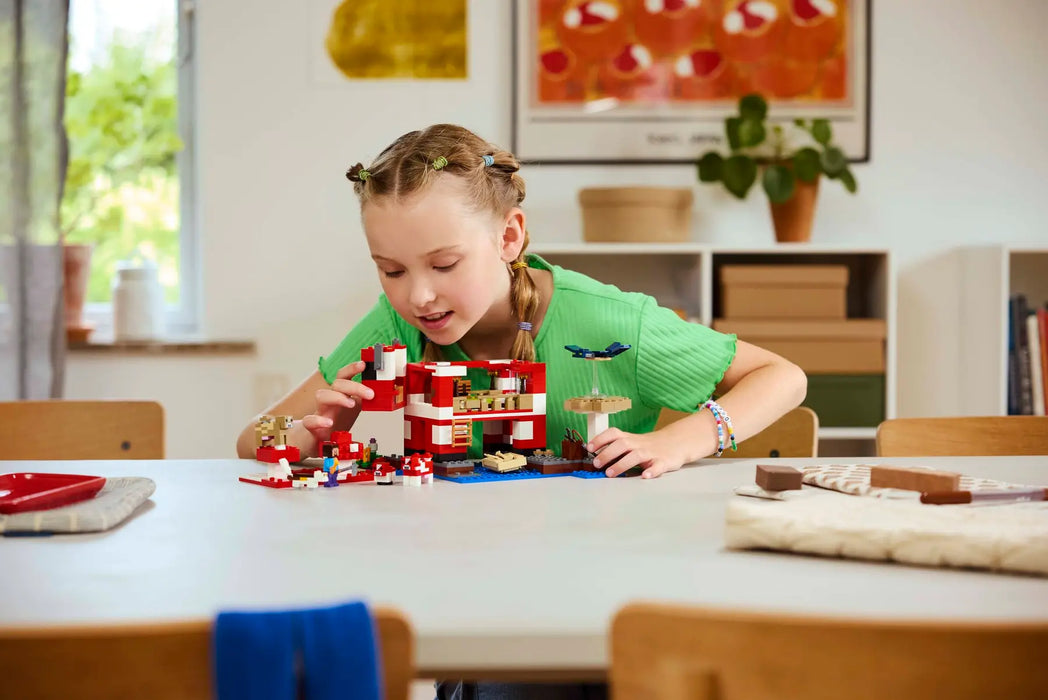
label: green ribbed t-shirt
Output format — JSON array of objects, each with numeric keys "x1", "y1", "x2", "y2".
[{"x1": 319, "y1": 254, "x2": 737, "y2": 457}]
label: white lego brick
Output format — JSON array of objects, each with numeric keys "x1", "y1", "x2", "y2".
[
  {"x1": 403, "y1": 475, "x2": 421, "y2": 487},
  {"x1": 404, "y1": 402, "x2": 454, "y2": 421},
  {"x1": 404, "y1": 419, "x2": 412, "y2": 440},
  {"x1": 511, "y1": 420, "x2": 534, "y2": 441},
  {"x1": 531, "y1": 393, "x2": 546, "y2": 415},
  {"x1": 376, "y1": 351, "x2": 396, "y2": 381},
  {"x1": 587, "y1": 413, "x2": 609, "y2": 443},
  {"x1": 394, "y1": 347, "x2": 408, "y2": 377},
  {"x1": 433, "y1": 364, "x2": 468, "y2": 377},
  {"x1": 432, "y1": 424, "x2": 453, "y2": 446}
]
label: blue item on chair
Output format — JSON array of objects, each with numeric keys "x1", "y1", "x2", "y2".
[{"x1": 214, "y1": 600, "x2": 381, "y2": 700}]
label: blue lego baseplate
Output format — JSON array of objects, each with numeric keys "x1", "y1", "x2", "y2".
[{"x1": 433, "y1": 465, "x2": 613, "y2": 484}]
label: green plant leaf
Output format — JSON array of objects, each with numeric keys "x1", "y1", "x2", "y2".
[
  {"x1": 726, "y1": 117, "x2": 742, "y2": 150},
  {"x1": 739, "y1": 93, "x2": 767, "y2": 121},
  {"x1": 738, "y1": 118, "x2": 766, "y2": 148},
  {"x1": 762, "y1": 164, "x2": 796, "y2": 204},
  {"x1": 697, "y1": 152, "x2": 724, "y2": 182},
  {"x1": 722, "y1": 155, "x2": 758, "y2": 199},
  {"x1": 811, "y1": 119, "x2": 832, "y2": 144},
  {"x1": 792, "y1": 147, "x2": 821, "y2": 182},
  {"x1": 839, "y1": 167, "x2": 858, "y2": 193},
  {"x1": 821, "y1": 146, "x2": 847, "y2": 176}
]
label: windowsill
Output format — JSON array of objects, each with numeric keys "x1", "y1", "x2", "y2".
[{"x1": 68, "y1": 335, "x2": 256, "y2": 356}]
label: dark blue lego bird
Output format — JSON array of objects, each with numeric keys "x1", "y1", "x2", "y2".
[{"x1": 564, "y1": 342, "x2": 631, "y2": 359}]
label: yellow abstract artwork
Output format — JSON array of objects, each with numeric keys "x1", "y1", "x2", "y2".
[{"x1": 325, "y1": 0, "x2": 467, "y2": 79}]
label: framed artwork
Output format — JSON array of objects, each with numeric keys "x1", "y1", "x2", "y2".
[{"x1": 512, "y1": 0, "x2": 871, "y2": 164}]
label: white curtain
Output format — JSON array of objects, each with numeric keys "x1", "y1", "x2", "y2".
[{"x1": 0, "y1": 0, "x2": 69, "y2": 399}]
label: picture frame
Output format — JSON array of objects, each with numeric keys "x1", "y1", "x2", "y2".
[{"x1": 511, "y1": 0, "x2": 871, "y2": 165}]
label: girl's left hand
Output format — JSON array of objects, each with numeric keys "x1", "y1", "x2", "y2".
[{"x1": 586, "y1": 428, "x2": 686, "y2": 479}]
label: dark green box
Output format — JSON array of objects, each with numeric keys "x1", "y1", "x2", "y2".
[{"x1": 803, "y1": 374, "x2": 885, "y2": 428}]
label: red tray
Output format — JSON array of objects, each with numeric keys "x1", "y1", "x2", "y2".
[{"x1": 0, "y1": 473, "x2": 106, "y2": 514}]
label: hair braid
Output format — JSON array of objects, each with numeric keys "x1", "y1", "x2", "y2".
[{"x1": 508, "y1": 231, "x2": 538, "y2": 362}]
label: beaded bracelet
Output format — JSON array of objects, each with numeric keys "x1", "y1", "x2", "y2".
[{"x1": 702, "y1": 400, "x2": 737, "y2": 457}]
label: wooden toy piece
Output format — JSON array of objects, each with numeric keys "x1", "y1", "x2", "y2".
[
  {"x1": 755, "y1": 464, "x2": 803, "y2": 491},
  {"x1": 869, "y1": 465, "x2": 961, "y2": 492}
]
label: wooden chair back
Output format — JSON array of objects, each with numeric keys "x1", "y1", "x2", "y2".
[
  {"x1": 876, "y1": 416, "x2": 1048, "y2": 456},
  {"x1": 611, "y1": 602, "x2": 1048, "y2": 700},
  {"x1": 0, "y1": 400, "x2": 164, "y2": 459},
  {"x1": 0, "y1": 607, "x2": 414, "y2": 700},
  {"x1": 656, "y1": 406, "x2": 819, "y2": 458}
]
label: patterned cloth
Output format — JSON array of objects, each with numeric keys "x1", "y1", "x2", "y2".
[
  {"x1": 0, "y1": 477, "x2": 155, "y2": 534},
  {"x1": 727, "y1": 464, "x2": 1048, "y2": 576},
  {"x1": 799, "y1": 463, "x2": 1038, "y2": 499}
]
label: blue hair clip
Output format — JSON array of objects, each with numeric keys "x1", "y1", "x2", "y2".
[{"x1": 482, "y1": 154, "x2": 495, "y2": 167}]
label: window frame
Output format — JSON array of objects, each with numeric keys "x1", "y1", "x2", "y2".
[{"x1": 80, "y1": 0, "x2": 199, "y2": 336}]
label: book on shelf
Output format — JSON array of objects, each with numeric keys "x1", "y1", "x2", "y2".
[
  {"x1": 1028, "y1": 312, "x2": 1045, "y2": 416},
  {"x1": 1008, "y1": 294, "x2": 1048, "y2": 415}
]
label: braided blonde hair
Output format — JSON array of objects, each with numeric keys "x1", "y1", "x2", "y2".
[{"x1": 346, "y1": 124, "x2": 537, "y2": 362}]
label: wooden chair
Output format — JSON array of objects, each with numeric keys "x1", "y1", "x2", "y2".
[
  {"x1": 0, "y1": 607, "x2": 414, "y2": 700},
  {"x1": 656, "y1": 406, "x2": 819, "y2": 458},
  {"x1": 876, "y1": 416, "x2": 1048, "y2": 456},
  {"x1": 0, "y1": 400, "x2": 164, "y2": 459},
  {"x1": 611, "y1": 602, "x2": 1048, "y2": 700}
]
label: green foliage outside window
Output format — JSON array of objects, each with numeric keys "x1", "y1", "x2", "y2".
[{"x1": 62, "y1": 37, "x2": 182, "y2": 303}]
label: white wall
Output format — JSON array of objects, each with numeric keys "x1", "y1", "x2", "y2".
[{"x1": 68, "y1": 0, "x2": 1048, "y2": 458}]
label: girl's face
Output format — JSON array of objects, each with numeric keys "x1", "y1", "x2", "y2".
[{"x1": 362, "y1": 176, "x2": 524, "y2": 348}]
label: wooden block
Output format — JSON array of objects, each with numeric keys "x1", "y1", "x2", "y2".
[
  {"x1": 755, "y1": 464, "x2": 804, "y2": 491},
  {"x1": 868, "y1": 465, "x2": 960, "y2": 492}
]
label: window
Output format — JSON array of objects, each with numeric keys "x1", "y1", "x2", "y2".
[{"x1": 64, "y1": 0, "x2": 197, "y2": 333}]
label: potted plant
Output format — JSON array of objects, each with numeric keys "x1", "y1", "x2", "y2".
[{"x1": 696, "y1": 93, "x2": 858, "y2": 243}]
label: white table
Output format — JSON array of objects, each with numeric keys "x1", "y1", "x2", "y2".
[{"x1": 2, "y1": 457, "x2": 1047, "y2": 680}]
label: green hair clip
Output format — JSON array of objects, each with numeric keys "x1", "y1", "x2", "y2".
[
  {"x1": 432, "y1": 156, "x2": 448, "y2": 170},
  {"x1": 358, "y1": 169, "x2": 371, "y2": 182}
]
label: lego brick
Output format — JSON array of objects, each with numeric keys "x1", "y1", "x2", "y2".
[
  {"x1": 755, "y1": 464, "x2": 803, "y2": 491},
  {"x1": 238, "y1": 474, "x2": 293, "y2": 489},
  {"x1": 869, "y1": 465, "x2": 961, "y2": 492},
  {"x1": 433, "y1": 461, "x2": 475, "y2": 476},
  {"x1": 526, "y1": 455, "x2": 582, "y2": 475},
  {"x1": 564, "y1": 396, "x2": 632, "y2": 414},
  {"x1": 255, "y1": 445, "x2": 302, "y2": 464}
]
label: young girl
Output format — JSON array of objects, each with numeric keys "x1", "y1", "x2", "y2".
[
  {"x1": 235, "y1": 123, "x2": 806, "y2": 699},
  {"x1": 236, "y1": 123, "x2": 806, "y2": 477}
]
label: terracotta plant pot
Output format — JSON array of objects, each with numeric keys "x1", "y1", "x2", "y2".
[
  {"x1": 63, "y1": 243, "x2": 94, "y2": 342},
  {"x1": 769, "y1": 177, "x2": 819, "y2": 243}
]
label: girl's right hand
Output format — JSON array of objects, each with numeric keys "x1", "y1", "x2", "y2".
[{"x1": 300, "y1": 361, "x2": 374, "y2": 444}]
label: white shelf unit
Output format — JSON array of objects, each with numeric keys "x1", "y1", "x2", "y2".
[
  {"x1": 531, "y1": 243, "x2": 896, "y2": 452},
  {"x1": 959, "y1": 245, "x2": 1048, "y2": 415}
]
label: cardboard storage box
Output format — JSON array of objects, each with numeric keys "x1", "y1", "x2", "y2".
[
  {"x1": 712, "y1": 318, "x2": 886, "y2": 373},
  {"x1": 578, "y1": 187, "x2": 693, "y2": 242},
  {"x1": 720, "y1": 264, "x2": 848, "y2": 319},
  {"x1": 803, "y1": 374, "x2": 886, "y2": 427}
]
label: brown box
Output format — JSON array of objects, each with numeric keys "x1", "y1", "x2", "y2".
[
  {"x1": 869, "y1": 465, "x2": 961, "y2": 492},
  {"x1": 755, "y1": 464, "x2": 803, "y2": 491},
  {"x1": 712, "y1": 319, "x2": 886, "y2": 374},
  {"x1": 579, "y1": 187, "x2": 693, "y2": 243},
  {"x1": 720, "y1": 265, "x2": 848, "y2": 319}
]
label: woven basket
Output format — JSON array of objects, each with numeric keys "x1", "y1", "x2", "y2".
[{"x1": 578, "y1": 187, "x2": 693, "y2": 243}]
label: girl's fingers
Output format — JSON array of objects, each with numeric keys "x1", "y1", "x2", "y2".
[
  {"x1": 334, "y1": 360, "x2": 366, "y2": 381},
  {"x1": 604, "y1": 451, "x2": 643, "y2": 478},
  {"x1": 586, "y1": 427, "x2": 622, "y2": 454},
  {"x1": 593, "y1": 440, "x2": 629, "y2": 472},
  {"x1": 330, "y1": 378, "x2": 375, "y2": 400},
  {"x1": 314, "y1": 388, "x2": 356, "y2": 411},
  {"x1": 301, "y1": 414, "x2": 333, "y2": 431}
]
